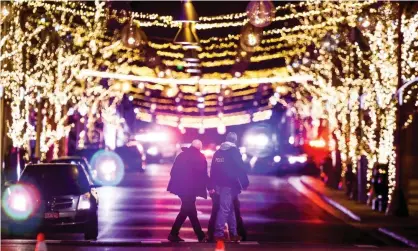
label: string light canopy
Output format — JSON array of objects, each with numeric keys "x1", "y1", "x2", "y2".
[
  {"x1": 2, "y1": 0, "x2": 417, "y2": 193},
  {"x1": 78, "y1": 69, "x2": 314, "y2": 86}
]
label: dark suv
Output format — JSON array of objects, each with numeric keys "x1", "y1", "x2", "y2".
[{"x1": 3, "y1": 164, "x2": 99, "y2": 240}]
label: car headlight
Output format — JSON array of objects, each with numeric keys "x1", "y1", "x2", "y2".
[
  {"x1": 249, "y1": 156, "x2": 258, "y2": 168},
  {"x1": 147, "y1": 146, "x2": 159, "y2": 156},
  {"x1": 100, "y1": 160, "x2": 117, "y2": 174},
  {"x1": 288, "y1": 155, "x2": 307, "y2": 164},
  {"x1": 11, "y1": 194, "x2": 28, "y2": 212},
  {"x1": 78, "y1": 192, "x2": 91, "y2": 210},
  {"x1": 245, "y1": 134, "x2": 269, "y2": 148}
]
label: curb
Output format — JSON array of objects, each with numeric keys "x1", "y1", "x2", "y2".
[
  {"x1": 1, "y1": 239, "x2": 260, "y2": 246},
  {"x1": 378, "y1": 228, "x2": 418, "y2": 248},
  {"x1": 297, "y1": 177, "x2": 417, "y2": 248},
  {"x1": 299, "y1": 178, "x2": 361, "y2": 222}
]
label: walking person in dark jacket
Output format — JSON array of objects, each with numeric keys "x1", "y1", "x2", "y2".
[
  {"x1": 208, "y1": 132, "x2": 249, "y2": 242},
  {"x1": 207, "y1": 193, "x2": 247, "y2": 242},
  {"x1": 167, "y1": 139, "x2": 209, "y2": 242}
]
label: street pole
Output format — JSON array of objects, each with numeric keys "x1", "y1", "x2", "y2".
[{"x1": 387, "y1": 2, "x2": 409, "y2": 217}]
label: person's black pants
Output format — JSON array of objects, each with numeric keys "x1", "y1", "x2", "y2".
[
  {"x1": 170, "y1": 196, "x2": 205, "y2": 239},
  {"x1": 207, "y1": 194, "x2": 246, "y2": 240}
]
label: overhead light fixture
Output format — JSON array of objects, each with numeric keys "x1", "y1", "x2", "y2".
[
  {"x1": 240, "y1": 23, "x2": 263, "y2": 52},
  {"x1": 174, "y1": 22, "x2": 199, "y2": 45},
  {"x1": 121, "y1": 17, "x2": 148, "y2": 49},
  {"x1": 176, "y1": 1, "x2": 199, "y2": 22},
  {"x1": 174, "y1": 1, "x2": 199, "y2": 46}
]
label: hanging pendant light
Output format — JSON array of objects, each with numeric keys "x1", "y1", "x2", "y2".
[
  {"x1": 173, "y1": 1, "x2": 199, "y2": 46},
  {"x1": 121, "y1": 16, "x2": 148, "y2": 49},
  {"x1": 177, "y1": 1, "x2": 198, "y2": 22},
  {"x1": 246, "y1": 1, "x2": 275, "y2": 28},
  {"x1": 173, "y1": 22, "x2": 200, "y2": 46},
  {"x1": 240, "y1": 23, "x2": 263, "y2": 52}
]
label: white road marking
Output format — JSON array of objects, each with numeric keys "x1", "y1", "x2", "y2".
[{"x1": 239, "y1": 241, "x2": 259, "y2": 245}]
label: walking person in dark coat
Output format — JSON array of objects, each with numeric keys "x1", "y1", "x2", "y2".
[
  {"x1": 208, "y1": 132, "x2": 249, "y2": 242},
  {"x1": 167, "y1": 139, "x2": 209, "y2": 242}
]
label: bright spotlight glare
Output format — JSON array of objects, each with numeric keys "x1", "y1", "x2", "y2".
[
  {"x1": 273, "y1": 155, "x2": 281, "y2": 163},
  {"x1": 245, "y1": 134, "x2": 269, "y2": 147},
  {"x1": 2, "y1": 184, "x2": 37, "y2": 221},
  {"x1": 249, "y1": 156, "x2": 258, "y2": 168},
  {"x1": 309, "y1": 139, "x2": 326, "y2": 148},
  {"x1": 288, "y1": 155, "x2": 307, "y2": 164},
  {"x1": 11, "y1": 194, "x2": 27, "y2": 212},
  {"x1": 135, "y1": 132, "x2": 168, "y2": 142},
  {"x1": 288, "y1": 136, "x2": 295, "y2": 145},
  {"x1": 100, "y1": 160, "x2": 117, "y2": 174},
  {"x1": 147, "y1": 146, "x2": 159, "y2": 156},
  {"x1": 257, "y1": 134, "x2": 269, "y2": 147},
  {"x1": 90, "y1": 150, "x2": 125, "y2": 186},
  {"x1": 127, "y1": 37, "x2": 135, "y2": 45}
]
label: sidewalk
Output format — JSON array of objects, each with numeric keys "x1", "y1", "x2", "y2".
[{"x1": 299, "y1": 176, "x2": 418, "y2": 248}]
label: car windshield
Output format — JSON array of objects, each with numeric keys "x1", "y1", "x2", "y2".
[
  {"x1": 52, "y1": 158, "x2": 89, "y2": 168},
  {"x1": 19, "y1": 165, "x2": 90, "y2": 196}
]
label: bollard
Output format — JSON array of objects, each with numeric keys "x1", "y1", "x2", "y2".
[
  {"x1": 215, "y1": 240, "x2": 225, "y2": 251},
  {"x1": 35, "y1": 233, "x2": 47, "y2": 251}
]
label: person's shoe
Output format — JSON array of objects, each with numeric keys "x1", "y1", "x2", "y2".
[
  {"x1": 239, "y1": 232, "x2": 247, "y2": 242},
  {"x1": 230, "y1": 235, "x2": 242, "y2": 243},
  {"x1": 168, "y1": 234, "x2": 185, "y2": 242},
  {"x1": 198, "y1": 234, "x2": 208, "y2": 243}
]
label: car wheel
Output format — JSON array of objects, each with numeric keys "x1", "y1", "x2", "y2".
[{"x1": 84, "y1": 211, "x2": 98, "y2": 240}]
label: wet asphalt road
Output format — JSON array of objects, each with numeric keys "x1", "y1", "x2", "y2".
[{"x1": 1, "y1": 163, "x2": 406, "y2": 250}]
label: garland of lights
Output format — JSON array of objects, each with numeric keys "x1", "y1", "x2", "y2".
[
  {"x1": 292, "y1": 1, "x2": 418, "y2": 204},
  {"x1": 135, "y1": 105, "x2": 274, "y2": 129},
  {"x1": 1, "y1": 0, "x2": 417, "y2": 189}
]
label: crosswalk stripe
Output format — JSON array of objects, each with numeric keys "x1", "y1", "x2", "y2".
[
  {"x1": 140, "y1": 240, "x2": 163, "y2": 244},
  {"x1": 239, "y1": 241, "x2": 259, "y2": 245}
]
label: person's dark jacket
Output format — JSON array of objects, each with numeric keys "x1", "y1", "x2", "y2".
[
  {"x1": 209, "y1": 142, "x2": 249, "y2": 193},
  {"x1": 167, "y1": 146, "x2": 209, "y2": 199}
]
